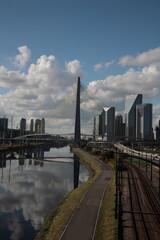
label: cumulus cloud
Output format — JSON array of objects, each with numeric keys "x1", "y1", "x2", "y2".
[
  {"x1": 118, "y1": 47, "x2": 160, "y2": 66},
  {"x1": 65, "y1": 59, "x2": 83, "y2": 75},
  {"x1": 8, "y1": 217, "x2": 23, "y2": 240},
  {"x1": 153, "y1": 104, "x2": 160, "y2": 113},
  {"x1": 81, "y1": 99, "x2": 101, "y2": 112},
  {"x1": 0, "y1": 50, "x2": 85, "y2": 130},
  {"x1": 0, "y1": 146, "x2": 88, "y2": 237},
  {"x1": 0, "y1": 46, "x2": 160, "y2": 131},
  {"x1": 94, "y1": 60, "x2": 114, "y2": 71},
  {"x1": 0, "y1": 154, "x2": 75, "y2": 238},
  {"x1": 13, "y1": 46, "x2": 31, "y2": 68},
  {"x1": 153, "y1": 104, "x2": 160, "y2": 124},
  {"x1": 88, "y1": 62, "x2": 160, "y2": 125},
  {"x1": 0, "y1": 65, "x2": 26, "y2": 87}
]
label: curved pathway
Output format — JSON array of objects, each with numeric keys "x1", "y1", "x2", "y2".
[{"x1": 60, "y1": 150, "x2": 113, "y2": 240}]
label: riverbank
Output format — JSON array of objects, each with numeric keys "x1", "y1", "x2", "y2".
[
  {"x1": 0, "y1": 140, "x2": 69, "y2": 152},
  {"x1": 35, "y1": 148, "x2": 116, "y2": 240},
  {"x1": 0, "y1": 142, "x2": 43, "y2": 151}
]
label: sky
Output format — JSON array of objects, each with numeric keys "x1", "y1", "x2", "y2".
[{"x1": 0, "y1": 0, "x2": 160, "y2": 131}]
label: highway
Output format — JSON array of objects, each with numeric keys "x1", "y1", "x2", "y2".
[{"x1": 114, "y1": 142, "x2": 160, "y2": 165}]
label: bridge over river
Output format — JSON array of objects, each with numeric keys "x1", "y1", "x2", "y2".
[{"x1": 0, "y1": 77, "x2": 104, "y2": 147}]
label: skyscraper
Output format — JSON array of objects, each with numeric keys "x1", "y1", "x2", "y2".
[
  {"x1": 125, "y1": 94, "x2": 142, "y2": 140},
  {"x1": 35, "y1": 118, "x2": 45, "y2": 133},
  {"x1": 30, "y1": 119, "x2": 34, "y2": 132},
  {"x1": 101, "y1": 107, "x2": 115, "y2": 141},
  {"x1": 41, "y1": 118, "x2": 45, "y2": 133},
  {"x1": 94, "y1": 114, "x2": 102, "y2": 140},
  {"x1": 155, "y1": 120, "x2": 160, "y2": 141},
  {"x1": 115, "y1": 114, "x2": 125, "y2": 140},
  {"x1": 0, "y1": 117, "x2": 8, "y2": 138},
  {"x1": 20, "y1": 118, "x2": 26, "y2": 135},
  {"x1": 35, "y1": 119, "x2": 41, "y2": 133},
  {"x1": 136, "y1": 103, "x2": 152, "y2": 140}
]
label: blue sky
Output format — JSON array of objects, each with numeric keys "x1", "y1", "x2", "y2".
[{"x1": 0, "y1": 0, "x2": 160, "y2": 129}]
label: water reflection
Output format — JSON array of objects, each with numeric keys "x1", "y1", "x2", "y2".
[{"x1": 0, "y1": 146, "x2": 89, "y2": 240}]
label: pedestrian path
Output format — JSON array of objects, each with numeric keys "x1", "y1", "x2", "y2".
[{"x1": 60, "y1": 151, "x2": 113, "y2": 240}]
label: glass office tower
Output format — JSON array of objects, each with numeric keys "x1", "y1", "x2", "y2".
[
  {"x1": 94, "y1": 114, "x2": 102, "y2": 140},
  {"x1": 115, "y1": 114, "x2": 125, "y2": 140},
  {"x1": 125, "y1": 94, "x2": 142, "y2": 140},
  {"x1": 136, "y1": 103, "x2": 152, "y2": 140},
  {"x1": 20, "y1": 118, "x2": 26, "y2": 136}
]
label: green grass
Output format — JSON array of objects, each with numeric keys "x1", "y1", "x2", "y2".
[
  {"x1": 125, "y1": 156, "x2": 147, "y2": 167},
  {"x1": 35, "y1": 148, "x2": 102, "y2": 240}
]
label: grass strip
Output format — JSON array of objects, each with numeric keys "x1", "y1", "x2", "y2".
[
  {"x1": 95, "y1": 176, "x2": 117, "y2": 240},
  {"x1": 125, "y1": 156, "x2": 147, "y2": 167},
  {"x1": 35, "y1": 148, "x2": 102, "y2": 240}
]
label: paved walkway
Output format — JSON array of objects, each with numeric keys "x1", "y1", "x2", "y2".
[{"x1": 60, "y1": 151, "x2": 113, "y2": 240}]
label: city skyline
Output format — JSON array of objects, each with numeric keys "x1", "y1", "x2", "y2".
[
  {"x1": 93, "y1": 93, "x2": 153, "y2": 141},
  {"x1": 0, "y1": 92, "x2": 157, "y2": 135},
  {"x1": 0, "y1": 0, "x2": 160, "y2": 129},
  {"x1": 0, "y1": 94, "x2": 157, "y2": 141}
]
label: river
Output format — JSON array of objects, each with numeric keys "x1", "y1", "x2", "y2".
[{"x1": 0, "y1": 145, "x2": 89, "y2": 240}]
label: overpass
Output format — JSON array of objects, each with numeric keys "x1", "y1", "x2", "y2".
[{"x1": 87, "y1": 140, "x2": 160, "y2": 167}]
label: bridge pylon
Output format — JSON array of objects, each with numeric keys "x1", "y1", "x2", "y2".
[{"x1": 74, "y1": 77, "x2": 81, "y2": 145}]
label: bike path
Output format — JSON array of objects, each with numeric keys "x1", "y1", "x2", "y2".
[{"x1": 60, "y1": 151, "x2": 113, "y2": 240}]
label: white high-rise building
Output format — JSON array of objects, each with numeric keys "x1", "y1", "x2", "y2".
[
  {"x1": 35, "y1": 119, "x2": 41, "y2": 133},
  {"x1": 101, "y1": 107, "x2": 115, "y2": 141},
  {"x1": 35, "y1": 118, "x2": 45, "y2": 134}
]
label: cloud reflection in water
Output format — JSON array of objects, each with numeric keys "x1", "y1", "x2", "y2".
[{"x1": 0, "y1": 146, "x2": 89, "y2": 240}]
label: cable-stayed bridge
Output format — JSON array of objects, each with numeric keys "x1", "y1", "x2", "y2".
[
  {"x1": 44, "y1": 77, "x2": 103, "y2": 142},
  {"x1": 1, "y1": 77, "x2": 104, "y2": 144}
]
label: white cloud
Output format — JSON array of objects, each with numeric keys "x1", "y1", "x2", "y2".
[
  {"x1": 8, "y1": 217, "x2": 23, "y2": 240},
  {"x1": 118, "y1": 47, "x2": 160, "y2": 66},
  {"x1": 88, "y1": 62, "x2": 160, "y2": 125},
  {"x1": 94, "y1": 60, "x2": 114, "y2": 71},
  {"x1": 81, "y1": 99, "x2": 100, "y2": 112},
  {"x1": 153, "y1": 104, "x2": 160, "y2": 113},
  {"x1": 13, "y1": 46, "x2": 31, "y2": 68},
  {"x1": 65, "y1": 59, "x2": 83, "y2": 75},
  {"x1": 0, "y1": 65, "x2": 26, "y2": 87},
  {"x1": 0, "y1": 156, "x2": 74, "y2": 236},
  {"x1": 0, "y1": 52, "x2": 85, "y2": 129},
  {"x1": 1, "y1": 46, "x2": 160, "y2": 132}
]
